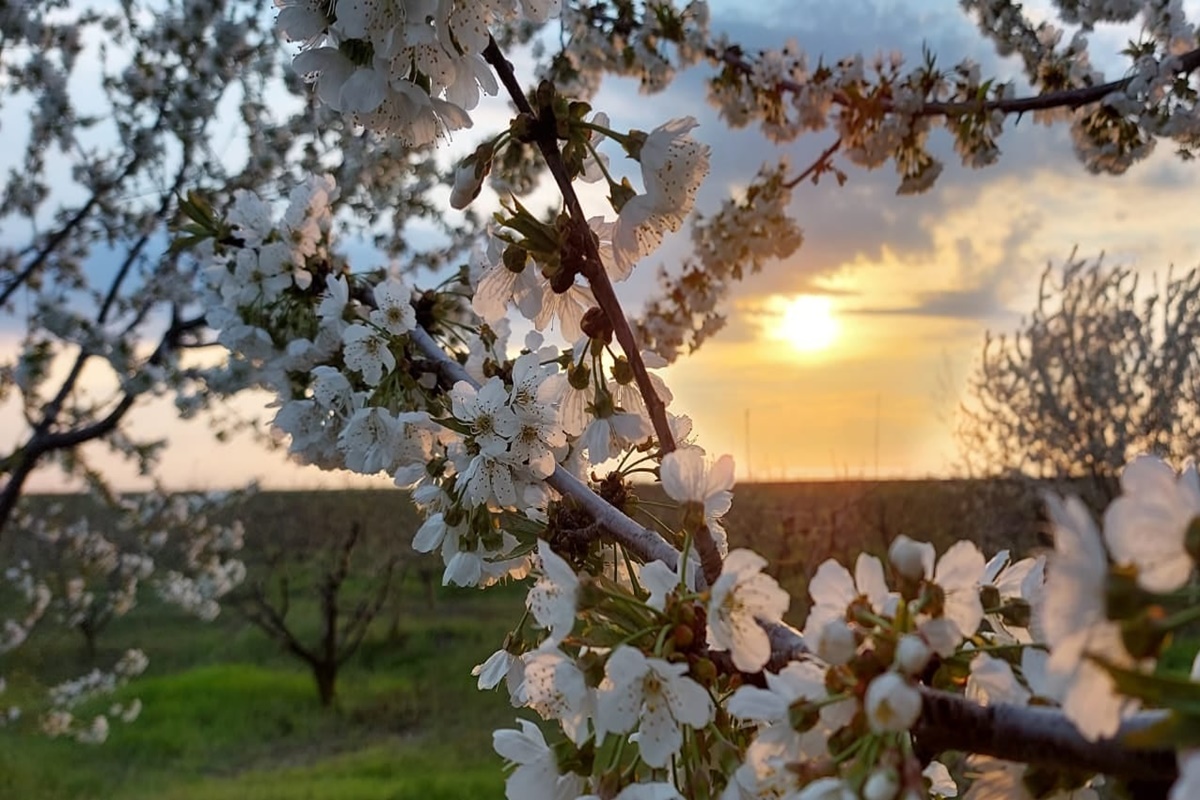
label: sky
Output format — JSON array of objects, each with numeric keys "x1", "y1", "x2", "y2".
[{"x1": 5, "y1": 0, "x2": 1200, "y2": 491}]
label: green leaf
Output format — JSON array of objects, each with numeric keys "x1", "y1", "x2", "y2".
[{"x1": 1096, "y1": 657, "x2": 1200, "y2": 714}]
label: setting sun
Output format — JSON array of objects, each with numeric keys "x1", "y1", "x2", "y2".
[{"x1": 774, "y1": 294, "x2": 840, "y2": 354}]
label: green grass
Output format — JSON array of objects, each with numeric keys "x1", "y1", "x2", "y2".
[{"x1": 0, "y1": 576, "x2": 524, "y2": 800}]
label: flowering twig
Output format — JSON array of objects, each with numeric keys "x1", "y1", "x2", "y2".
[
  {"x1": 714, "y1": 45, "x2": 1200, "y2": 119},
  {"x1": 784, "y1": 137, "x2": 843, "y2": 189},
  {"x1": 481, "y1": 37, "x2": 676, "y2": 457},
  {"x1": 408, "y1": 325, "x2": 694, "y2": 580}
]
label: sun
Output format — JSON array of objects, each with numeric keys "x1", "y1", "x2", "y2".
[{"x1": 775, "y1": 294, "x2": 840, "y2": 354}]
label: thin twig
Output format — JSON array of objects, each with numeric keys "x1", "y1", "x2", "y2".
[
  {"x1": 784, "y1": 137, "x2": 843, "y2": 189},
  {"x1": 481, "y1": 37, "x2": 676, "y2": 457},
  {"x1": 480, "y1": 36, "x2": 736, "y2": 584},
  {"x1": 714, "y1": 45, "x2": 1200, "y2": 119}
]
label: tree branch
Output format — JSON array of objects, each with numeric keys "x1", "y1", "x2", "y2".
[
  {"x1": 713, "y1": 45, "x2": 1200, "y2": 119},
  {"x1": 481, "y1": 35, "x2": 734, "y2": 583},
  {"x1": 481, "y1": 37, "x2": 676, "y2": 457},
  {"x1": 916, "y1": 688, "x2": 1175, "y2": 786},
  {"x1": 408, "y1": 324, "x2": 693, "y2": 581}
]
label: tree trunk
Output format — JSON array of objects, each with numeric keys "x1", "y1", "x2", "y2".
[{"x1": 313, "y1": 661, "x2": 337, "y2": 708}]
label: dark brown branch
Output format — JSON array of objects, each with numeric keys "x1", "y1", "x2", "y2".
[{"x1": 481, "y1": 37, "x2": 676, "y2": 458}]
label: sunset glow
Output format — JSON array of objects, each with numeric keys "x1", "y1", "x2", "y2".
[{"x1": 771, "y1": 294, "x2": 841, "y2": 354}]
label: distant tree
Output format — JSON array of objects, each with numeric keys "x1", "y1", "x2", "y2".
[
  {"x1": 0, "y1": 487, "x2": 246, "y2": 740},
  {"x1": 231, "y1": 521, "x2": 400, "y2": 708},
  {"x1": 958, "y1": 252, "x2": 1200, "y2": 505}
]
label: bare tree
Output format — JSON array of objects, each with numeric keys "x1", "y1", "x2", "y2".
[
  {"x1": 231, "y1": 522, "x2": 399, "y2": 708},
  {"x1": 958, "y1": 251, "x2": 1200, "y2": 507}
]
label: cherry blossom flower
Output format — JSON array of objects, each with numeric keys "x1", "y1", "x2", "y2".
[
  {"x1": 660, "y1": 447, "x2": 733, "y2": 516},
  {"x1": 804, "y1": 552, "x2": 890, "y2": 642},
  {"x1": 369, "y1": 277, "x2": 417, "y2": 335},
  {"x1": 580, "y1": 405, "x2": 650, "y2": 464},
  {"x1": 472, "y1": 237, "x2": 543, "y2": 324},
  {"x1": 595, "y1": 645, "x2": 714, "y2": 768},
  {"x1": 451, "y1": 378, "x2": 519, "y2": 455},
  {"x1": 581, "y1": 784, "x2": 684, "y2": 800},
  {"x1": 613, "y1": 118, "x2": 711, "y2": 272},
  {"x1": 523, "y1": 646, "x2": 594, "y2": 746},
  {"x1": 707, "y1": 549, "x2": 789, "y2": 672},
  {"x1": 864, "y1": 671, "x2": 921, "y2": 733},
  {"x1": 492, "y1": 719, "x2": 584, "y2": 800},
  {"x1": 727, "y1": 660, "x2": 854, "y2": 788},
  {"x1": 920, "y1": 540, "x2": 986, "y2": 656},
  {"x1": 341, "y1": 324, "x2": 395, "y2": 386},
  {"x1": 1103, "y1": 455, "x2": 1200, "y2": 592},
  {"x1": 1043, "y1": 493, "x2": 1138, "y2": 741},
  {"x1": 527, "y1": 541, "x2": 580, "y2": 644}
]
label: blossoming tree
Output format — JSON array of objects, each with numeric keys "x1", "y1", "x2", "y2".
[
  {"x1": 959, "y1": 253, "x2": 1200, "y2": 508},
  {"x1": 76, "y1": 0, "x2": 1200, "y2": 796}
]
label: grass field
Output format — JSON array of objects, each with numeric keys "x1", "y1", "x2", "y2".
[{"x1": 0, "y1": 480, "x2": 1051, "y2": 798}]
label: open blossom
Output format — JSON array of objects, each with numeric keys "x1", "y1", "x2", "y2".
[
  {"x1": 492, "y1": 718, "x2": 584, "y2": 800},
  {"x1": 804, "y1": 552, "x2": 890, "y2": 642},
  {"x1": 920, "y1": 540, "x2": 986, "y2": 656},
  {"x1": 728, "y1": 659, "x2": 854, "y2": 795},
  {"x1": 472, "y1": 235, "x2": 543, "y2": 324},
  {"x1": 595, "y1": 645, "x2": 714, "y2": 768},
  {"x1": 614, "y1": 118, "x2": 711, "y2": 272},
  {"x1": 526, "y1": 541, "x2": 580, "y2": 643},
  {"x1": 707, "y1": 549, "x2": 789, "y2": 672},
  {"x1": 523, "y1": 646, "x2": 593, "y2": 746},
  {"x1": 451, "y1": 378, "x2": 519, "y2": 455},
  {"x1": 1044, "y1": 493, "x2": 1137, "y2": 741},
  {"x1": 1103, "y1": 455, "x2": 1200, "y2": 592},
  {"x1": 341, "y1": 324, "x2": 395, "y2": 385},
  {"x1": 660, "y1": 446, "x2": 734, "y2": 553},
  {"x1": 369, "y1": 277, "x2": 417, "y2": 335}
]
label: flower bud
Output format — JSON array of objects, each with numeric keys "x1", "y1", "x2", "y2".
[
  {"x1": 503, "y1": 244, "x2": 529, "y2": 274},
  {"x1": 815, "y1": 619, "x2": 857, "y2": 666},
  {"x1": 672, "y1": 623, "x2": 695, "y2": 650},
  {"x1": 888, "y1": 535, "x2": 930, "y2": 582},
  {"x1": 580, "y1": 306, "x2": 613, "y2": 343},
  {"x1": 864, "y1": 672, "x2": 922, "y2": 733},
  {"x1": 450, "y1": 155, "x2": 487, "y2": 210},
  {"x1": 894, "y1": 634, "x2": 932, "y2": 676},
  {"x1": 863, "y1": 769, "x2": 900, "y2": 800},
  {"x1": 567, "y1": 362, "x2": 591, "y2": 391}
]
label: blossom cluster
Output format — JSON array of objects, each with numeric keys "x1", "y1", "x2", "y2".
[
  {"x1": 175, "y1": 2, "x2": 1200, "y2": 796},
  {"x1": 0, "y1": 488, "x2": 249, "y2": 741}
]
